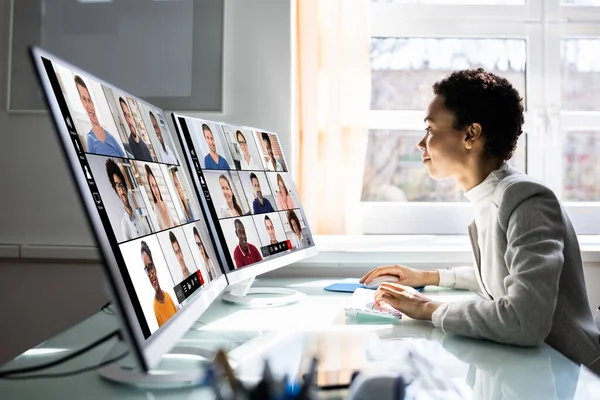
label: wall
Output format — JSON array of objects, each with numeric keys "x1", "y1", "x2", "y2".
[{"x1": 0, "y1": 0, "x2": 293, "y2": 364}]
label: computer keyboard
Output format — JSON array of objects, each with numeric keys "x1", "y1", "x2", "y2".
[{"x1": 344, "y1": 288, "x2": 402, "y2": 320}]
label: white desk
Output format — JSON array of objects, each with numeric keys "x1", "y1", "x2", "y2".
[{"x1": 1, "y1": 278, "x2": 599, "y2": 399}]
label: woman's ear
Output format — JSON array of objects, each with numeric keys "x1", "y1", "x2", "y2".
[{"x1": 464, "y1": 123, "x2": 483, "y2": 149}]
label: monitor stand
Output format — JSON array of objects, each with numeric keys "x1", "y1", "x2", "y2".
[
  {"x1": 98, "y1": 341, "x2": 219, "y2": 389},
  {"x1": 220, "y1": 277, "x2": 305, "y2": 306}
]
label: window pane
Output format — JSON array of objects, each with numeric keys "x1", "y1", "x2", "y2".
[
  {"x1": 371, "y1": 38, "x2": 527, "y2": 110},
  {"x1": 563, "y1": 131, "x2": 600, "y2": 201},
  {"x1": 561, "y1": 40, "x2": 600, "y2": 111},
  {"x1": 371, "y1": 0, "x2": 524, "y2": 4},
  {"x1": 561, "y1": 0, "x2": 600, "y2": 5},
  {"x1": 361, "y1": 130, "x2": 527, "y2": 202}
]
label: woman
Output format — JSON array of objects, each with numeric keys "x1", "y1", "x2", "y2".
[
  {"x1": 145, "y1": 164, "x2": 176, "y2": 230},
  {"x1": 193, "y1": 226, "x2": 218, "y2": 281},
  {"x1": 287, "y1": 210, "x2": 304, "y2": 249},
  {"x1": 170, "y1": 167, "x2": 194, "y2": 222},
  {"x1": 236, "y1": 130, "x2": 261, "y2": 170},
  {"x1": 360, "y1": 69, "x2": 600, "y2": 374},
  {"x1": 218, "y1": 174, "x2": 244, "y2": 218},
  {"x1": 275, "y1": 174, "x2": 295, "y2": 210}
]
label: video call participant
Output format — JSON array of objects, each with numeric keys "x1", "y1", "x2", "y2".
[
  {"x1": 233, "y1": 219, "x2": 263, "y2": 268},
  {"x1": 149, "y1": 111, "x2": 178, "y2": 164},
  {"x1": 250, "y1": 173, "x2": 275, "y2": 214},
  {"x1": 264, "y1": 215, "x2": 279, "y2": 245},
  {"x1": 218, "y1": 175, "x2": 244, "y2": 218},
  {"x1": 141, "y1": 240, "x2": 177, "y2": 328},
  {"x1": 74, "y1": 75, "x2": 125, "y2": 157},
  {"x1": 170, "y1": 167, "x2": 195, "y2": 223},
  {"x1": 105, "y1": 159, "x2": 150, "y2": 241},
  {"x1": 203, "y1": 124, "x2": 231, "y2": 169},
  {"x1": 120, "y1": 97, "x2": 153, "y2": 162},
  {"x1": 169, "y1": 231, "x2": 195, "y2": 281},
  {"x1": 276, "y1": 174, "x2": 295, "y2": 210},
  {"x1": 236, "y1": 130, "x2": 261, "y2": 170},
  {"x1": 287, "y1": 210, "x2": 310, "y2": 249},
  {"x1": 145, "y1": 165, "x2": 177, "y2": 230},
  {"x1": 261, "y1": 132, "x2": 285, "y2": 172},
  {"x1": 193, "y1": 227, "x2": 218, "y2": 281}
]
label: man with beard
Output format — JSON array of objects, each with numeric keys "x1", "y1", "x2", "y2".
[
  {"x1": 119, "y1": 97, "x2": 153, "y2": 161},
  {"x1": 250, "y1": 173, "x2": 274, "y2": 214},
  {"x1": 149, "y1": 111, "x2": 178, "y2": 164},
  {"x1": 232, "y1": 219, "x2": 262, "y2": 268},
  {"x1": 106, "y1": 159, "x2": 151, "y2": 240},
  {"x1": 202, "y1": 124, "x2": 231, "y2": 170}
]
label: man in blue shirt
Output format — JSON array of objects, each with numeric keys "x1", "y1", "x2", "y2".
[
  {"x1": 119, "y1": 97, "x2": 154, "y2": 162},
  {"x1": 74, "y1": 75, "x2": 125, "y2": 158},
  {"x1": 202, "y1": 124, "x2": 231, "y2": 169},
  {"x1": 250, "y1": 172, "x2": 275, "y2": 214}
]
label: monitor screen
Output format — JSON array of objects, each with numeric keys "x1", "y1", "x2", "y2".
[
  {"x1": 30, "y1": 48, "x2": 228, "y2": 370},
  {"x1": 172, "y1": 115, "x2": 317, "y2": 280}
]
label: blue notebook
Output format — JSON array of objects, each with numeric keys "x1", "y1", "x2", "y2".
[{"x1": 324, "y1": 278, "x2": 423, "y2": 293}]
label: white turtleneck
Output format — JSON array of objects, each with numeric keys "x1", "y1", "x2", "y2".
[{"x1": 437, "y1": 163, "x2": 509, "y2": 296}]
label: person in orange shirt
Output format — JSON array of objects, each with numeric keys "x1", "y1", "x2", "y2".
[{"x1": 141, "y1": 240, "x2": 177, "y2": 327}]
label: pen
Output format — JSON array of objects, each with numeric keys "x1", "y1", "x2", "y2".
[
  {"x1": 215, "y1": 349, "x2": 244, "y2": 395},
  {"x1": 297, "y1": 357, "x2": 317, "y2": 399}
]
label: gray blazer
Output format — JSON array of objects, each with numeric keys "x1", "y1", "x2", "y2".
[{"x1": 432, "y1": 166, "x2": 600, "y2": 374}]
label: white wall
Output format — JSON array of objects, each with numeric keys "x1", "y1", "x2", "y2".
[{"x1": 0, "y1": 0, "x2": 293, "y2": 364}]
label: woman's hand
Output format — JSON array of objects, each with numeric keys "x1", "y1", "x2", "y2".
[
  {"x1": 374, "y1": 283, "x2": 441, "y2": 320},
  {"x1": 360, "y1": 265, "x2": 439, "y2": 288}
]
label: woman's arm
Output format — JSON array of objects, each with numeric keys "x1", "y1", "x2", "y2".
[{"x1": 432, "y1": 194, "x2": 565, "y2": 346}]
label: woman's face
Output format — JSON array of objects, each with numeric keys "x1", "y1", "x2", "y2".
[
  {"x1": 148, "y1": 173, "x2": 161, "y2": 201},
  {"x1": 237, "y1": 133, "x2": 249, "y2": 156},
  {"x1": 291, "y1": 219, "x2": 300, "y2": 235},
  {"x1": 220, "y1": 177, "x2": 233, "y2": 204},
  {"x1": 278, "y1": 178, "x2": 285, "y2": 194},
  {"x1": 173, "y1": 173, "x2": 184, "y2": 200},
  {"x1": 418, "y1": 95, "x2": 470, "y2": 181}
]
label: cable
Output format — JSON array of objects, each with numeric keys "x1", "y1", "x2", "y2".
[
  {"x1": 0, "y1": 330, "x2": 121, "y2": 378},
  {"x1": 0, "y1": 349, "x2": 129, "y2": 380}
]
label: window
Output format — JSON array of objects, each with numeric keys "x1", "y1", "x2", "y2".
[{"x1": 363, "y1": 0, "x2": 600, "y2": 234}]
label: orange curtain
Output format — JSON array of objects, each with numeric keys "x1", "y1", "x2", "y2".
[{"x1": 296, "y1": 0, "x2": 371, "y2": 234}]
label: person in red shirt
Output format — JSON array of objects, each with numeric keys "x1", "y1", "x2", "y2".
[{"x1": 232, "y1": 219, "x2": 263, "y2": 268}]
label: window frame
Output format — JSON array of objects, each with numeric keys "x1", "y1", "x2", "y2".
[{"x1": 362, "y1": 0, "x2": 600, "y2": 235}]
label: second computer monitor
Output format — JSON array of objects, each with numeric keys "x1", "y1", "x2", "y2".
[{"x1": 172, "y1": 114, "x2": 317, "y2": 286}]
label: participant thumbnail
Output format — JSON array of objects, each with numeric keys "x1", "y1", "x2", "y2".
[
  {"x1": 239, "y1": 171, "x2": 276, "y2": 214},
  {"x1": 256, "y1": 131, "x2": 287, "y2": 172},
  {"x1": 281, "y1": 209, "x2": 313, "y2": 249},
  {"x1": 267, "y1": 172, "x2": 298, "y2": 211},
  {"x1": 120, "y1": 236, "x2": 179, "y2": 333},
  {"x1": 140, "y1": 104, "x2": 179, "y2": 165},
  {"x1": 181, "y1": 221, "x2": 221, "y2": 282},
  {"x1": 87, "y1": 155, "x2": 155, "y2": 242},
  {"x1": 104, "y1": 87, "x2": 157, "y2": 162},
  {"x1": 51, "y1": 63, "x2": 127, "y2": 158},
  {"x1": 133, "y1": 161, "x2": 182, "y2": 231},
  {"x1": 203, "y1": 170, "x2": 250, "y2": 218},
  {"x1": 221, "y1": 125, "x2": 263, "y2": 170},
  {"x1": 219, "y1": 217, "x2": 263, "y2": 269},
  {"x1": 161, "y1": 164, "x2": 201, "y2": 224},
  {"x1": 156, "y1": 227, "x2": 202, "y2": 286},
  {"x1": 187, "y1": 119, "x2": 234, "y2": 170},
  {"x1": 253, "y1": 212, "x2": 287, "y2": 248}
]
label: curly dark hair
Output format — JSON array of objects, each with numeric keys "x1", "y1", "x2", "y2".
[
  {"x1": 432, "y1": 68, "x2": 524, "y2": 161},
  {"x1": 287, "y1": 210, "x2": 301, "y2": 235},
  {"x1": 105, "y1": 159, "x2": 127, "y2": 192}
]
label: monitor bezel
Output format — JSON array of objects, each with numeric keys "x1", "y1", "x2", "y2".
[
  {"x1": 171, "y1": 113, "x2": 318, "y2": 286},
  {"x1": 30, "y1": 47, "x2": 228, "y2": 371}
]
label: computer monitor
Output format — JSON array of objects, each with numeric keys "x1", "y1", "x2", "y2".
[
  {"x1": 172, "y1": 114, "x2": 318, "y2": 305},
  {"x1": 30, "y1": 47, "x2": 229, "y2": 386}
]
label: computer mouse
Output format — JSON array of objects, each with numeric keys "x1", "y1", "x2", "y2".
[{"x1": 363, "y1": 275, "x2": 401, "y2": 290}]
